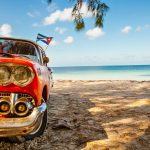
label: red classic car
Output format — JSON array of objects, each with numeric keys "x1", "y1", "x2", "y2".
[{"x1": 0, "y1": 37, "x2": 53, "y2": 142}]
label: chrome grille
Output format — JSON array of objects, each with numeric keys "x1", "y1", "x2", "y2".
[
  {"x1": 0, "y1": 92, "x2": 35, "y2": 117},
  {"x1": 0, "y1": 93, "x2": 11, "y2": 98},
  {"x1": 18, "y1": 93, "x2": 35, "y2": 105},
  {"x1": 0, "y1": 93, "x2": 34, "y2": 105}
]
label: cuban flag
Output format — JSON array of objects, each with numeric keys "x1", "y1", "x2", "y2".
[{"x1": 36, "y1": 33, "x2": 53, "y2": 45}]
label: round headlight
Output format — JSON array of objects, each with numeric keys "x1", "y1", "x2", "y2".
[
  {"x1": 13, "y1": 66, "x2": 34, "y2": 86},
  {"x1": 0, "y1": 66, "x2": 11, "y2": 85},
  {"x1": 14, "y1": 98, "x2": 33, "y2": 116},
  {"x1": 0, "y1": 99, "x2": 11, "y2": 115},
  {"x1": 15, "y1": 102, "x2": 27, "y2": 113},
  {"x1": 0, "y1": 102, "x2": 10, "y2": 112}
]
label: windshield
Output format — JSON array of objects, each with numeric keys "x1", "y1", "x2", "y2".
[{"x1": 0, "y1": 39, "x2": 38, "y2": 61}]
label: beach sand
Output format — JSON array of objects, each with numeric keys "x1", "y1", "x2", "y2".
[{"x1": 0, "y1": 80, "x2": 150, "y2": 150}]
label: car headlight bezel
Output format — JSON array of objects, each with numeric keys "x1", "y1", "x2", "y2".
[
  {"x1": 0, "y1": 63, "x2": 34, "y2": 87},
  {"x1": 13, "y1": 66, "x2": 34, "y2": 86},
  {"x1": 0, "y1": 66, "x2": 12, "y2": 86}
]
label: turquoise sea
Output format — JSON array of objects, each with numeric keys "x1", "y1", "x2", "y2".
[{"x1": 52, "y1": 65, "x2": 150, "y2": 80}]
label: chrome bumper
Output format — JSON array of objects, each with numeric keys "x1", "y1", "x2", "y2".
[{"x1": 0, "y1": 102, "x2": 47, "y2": 137}]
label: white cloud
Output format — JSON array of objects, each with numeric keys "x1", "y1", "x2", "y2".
[
  {"x1": 43, "y1": 10, "x2": 59, "y2": 25},
  {"x1": 144, "y1": 24, "x2": 150, "y2": 29},
  {"x1": 27, "y1": 11, "x2": 40, "y2": 18},
  {"x1": 60, "y1": 8, "x2": 73, "y2": 21},
  {"x1": 27, "y1": 12, "x2": 34, "y2": 17},
  {"x1": 86, "y1": 27, "x2": 105, "y2": 39},
  {"x1": 64, "y1": 36, "x2": 74, "y2": 44},
  {"x1": 135, "y1": 26, "x2": 142, "y2": 32},
  {"x1": 80, "y1": 3, "x2": 93, "y2": 18},
  {"x1": 43, "y1": 3, "x2": 92, "y2": 25},
  {"x1": 135, "y1": 24, "x2": 150, "y2": 32},
  {"x1": 121, "y1": 26, "x2": 132, "y2": 33},
  {"x1": 47, "y1": 3, "x2": 58, "y2": 13},
  {"x1": 50, "y1": 40, "x2": 58, "y2": 46},
  {"x1": 55, "y1": 27, "x2": 67, "y2": 34},
  {"x1": 0, "y1": 24, "x2": 12, "y2": 37}
]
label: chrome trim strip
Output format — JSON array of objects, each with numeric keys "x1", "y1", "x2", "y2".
[{"x1": 10, "y1": 93, "x2": 18, "y2": 113}]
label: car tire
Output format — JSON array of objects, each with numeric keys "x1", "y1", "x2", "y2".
[
  {"x1": 24, "y1": 108, "x2": 48, "y2": 141},
  {"x1": 7, "y1": 108, "x2": 48, "y2": 143}
]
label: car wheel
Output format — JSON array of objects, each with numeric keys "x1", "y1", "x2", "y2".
[
  {"x1": 24, "y1": 108, "x2": 48, "y2": 141},
  {"x1": 7, "y1": 109, "x2": 48, "y2": 143}
]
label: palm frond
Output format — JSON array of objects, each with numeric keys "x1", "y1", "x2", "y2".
[
  {"x1": 47, "y1": 0, "x2": 109, "y2": 31},
  {"x1": 74, "y1": 19, "x2": 85, "y2": 31},
  {"x1": 47, "y1": 0, "x2": 52, "y2": 4}
]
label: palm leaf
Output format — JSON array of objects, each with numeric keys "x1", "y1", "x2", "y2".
[
  {"x1": 47, "y1": 0, "x2": 109, "y2": 31},
  {"x1": 47, "y1": 0, "x2": 52, "y2": 4}
]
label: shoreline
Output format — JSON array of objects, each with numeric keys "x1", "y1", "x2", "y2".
[
  {"x1": 54, "y1": 79, "x2": 150, "y2": 81},
  {"x1": 53, "y1": 76, "x2": 150, "y2": 81},
  {"x1": 52, "y1": 65, "x2": 150, "y2": 81}
]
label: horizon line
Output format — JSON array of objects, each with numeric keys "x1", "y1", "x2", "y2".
[{"x1": 51, "y1": 64, "x2": 150, "y2": 68}]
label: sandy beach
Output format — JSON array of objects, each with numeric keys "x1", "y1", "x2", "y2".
[{"x1": 0, "y1": 80, "x2": 150, "y2": 150}]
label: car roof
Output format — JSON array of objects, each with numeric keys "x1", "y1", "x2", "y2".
[
  {"x1": 0, "y1": 37, "x2": 46, "y2": 54},
  {"x1": 0, "y1": 37, "x2": 38, "y2": 47}
]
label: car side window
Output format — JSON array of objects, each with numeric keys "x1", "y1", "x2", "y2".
[
  {"x1": 38, "y1": 46, "x2": 47, "y2": 66},
  {"x1": 39, "y1": 47, "x2": 47, "y2": 66},
  {"x1": 35, "y1": 48, "x2": 42, "y2": 64}
]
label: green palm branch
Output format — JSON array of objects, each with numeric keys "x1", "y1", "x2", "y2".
[{"x1": 47, "y1": 0, "x2": 109, "y2": 31}]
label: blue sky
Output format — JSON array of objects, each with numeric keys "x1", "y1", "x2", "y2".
[{"x1": 0, "y1": 0, "x2": 150, "y2": 67}]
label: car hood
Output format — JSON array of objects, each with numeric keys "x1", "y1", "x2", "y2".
[{"x1": 0, "y1": 55, "x2": 38, "y2": 68}]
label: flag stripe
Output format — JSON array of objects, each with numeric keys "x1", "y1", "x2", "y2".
[
  {"x1": 36, "y1": 33, "x2": 53, "y2": 45},
  {"x1": 37, "y1": 33, "x2": 48, "y2": 39}
]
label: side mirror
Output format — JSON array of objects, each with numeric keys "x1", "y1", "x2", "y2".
[{"x1": 43, "y1": 57, "x2": 49, "y2": 64}]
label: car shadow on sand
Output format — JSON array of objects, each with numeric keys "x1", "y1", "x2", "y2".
[{"x1": 46, "y1": 91, "x2": 108, "y2": 150}]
